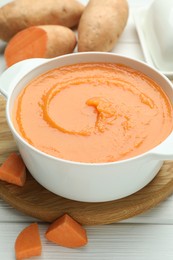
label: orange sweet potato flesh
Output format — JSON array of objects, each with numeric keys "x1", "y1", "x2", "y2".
[
  {"x1": 15, "y1": 223, "x2": 42, "y2": 260},
  {"x1": 45, "y1": 214, "x2": 88, "y2": 248},
  {"x1": 4, "y1": 25, "x2": 77, "y2": 67},
  {"x1": 0, "y1": 153, "x2": 26, "y2": 187}
]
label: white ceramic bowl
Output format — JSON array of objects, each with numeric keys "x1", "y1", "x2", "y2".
[{"x1": 1, "y1": 52, "x2": 173, "y2": 202}]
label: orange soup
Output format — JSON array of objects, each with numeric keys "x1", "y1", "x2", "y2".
[{"x1": 13, "y1": 63, "x2": 173, "y2": 163}]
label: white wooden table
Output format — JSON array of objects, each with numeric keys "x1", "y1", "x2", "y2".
[{"x1": 1, "y1": 0, "x2": 173, "y2": 259}]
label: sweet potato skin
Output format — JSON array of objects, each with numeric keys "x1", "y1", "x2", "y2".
[
  {"x1": 40, "y1": 25, "x2": 77, "y2": 58},
  {"x1": 0, "y1": 0, "x2": 84, "y2": 41},
  {"x1": 78, "y1": 0, "x2": 129, "y2": 52}
]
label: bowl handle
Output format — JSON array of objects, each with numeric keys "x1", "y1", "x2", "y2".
[
  {"x1": 149, "y1": 133, "x2": 173, "y2": 160},
  {"x1": 0, "y1": 58, "x2": 47, "y2": 98}
]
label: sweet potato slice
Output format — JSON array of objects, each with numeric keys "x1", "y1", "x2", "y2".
[
  {"x1": 45, "y1": 214, "x2": 88, "y2": 248},
  {"x1": 5, "y1": 25, "x2": 77, "y2": 67},
  {"x1": 0, "y1": 152, "x2": 26, "y2": 186},
  {"x1": 15, "y1": 223, "x2": 42, "y2": 260}
]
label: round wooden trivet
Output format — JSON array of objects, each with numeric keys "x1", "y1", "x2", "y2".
[{"x1": 1, "y1": 95, "x2": 173, "y2": 225}]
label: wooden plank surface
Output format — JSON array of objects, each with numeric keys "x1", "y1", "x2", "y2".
[{"x1": 1, "y1": 223, "x2": 173, "y2": 260}]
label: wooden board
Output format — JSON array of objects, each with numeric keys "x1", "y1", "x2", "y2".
[{"x1": 1, "y1": 95, "x2": 173, "y2": 225}]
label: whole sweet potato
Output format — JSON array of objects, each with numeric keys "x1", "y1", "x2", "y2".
[
  {"x1": 0, "y1": 0, "x2": 84, "y2": 41},
  {"x1": 78, "y1": 0, "x2": 129, "y2": 52}
]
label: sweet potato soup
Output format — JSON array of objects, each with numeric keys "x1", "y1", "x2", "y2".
[{"x1": 13, "y1": 63, "x2": 173, "y2": 163}]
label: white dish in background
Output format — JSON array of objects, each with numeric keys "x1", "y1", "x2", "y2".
[{"x1": 133, "y1": 0, "x2": 173, "y2": 79}]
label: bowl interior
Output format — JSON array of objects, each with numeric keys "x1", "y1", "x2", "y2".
[
  {"x1": 9, "y1": 53, "x2": 173, "y2": 106},
  {"x1": 7, "y1": 53, "x2": 173, "y2": 163}
]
